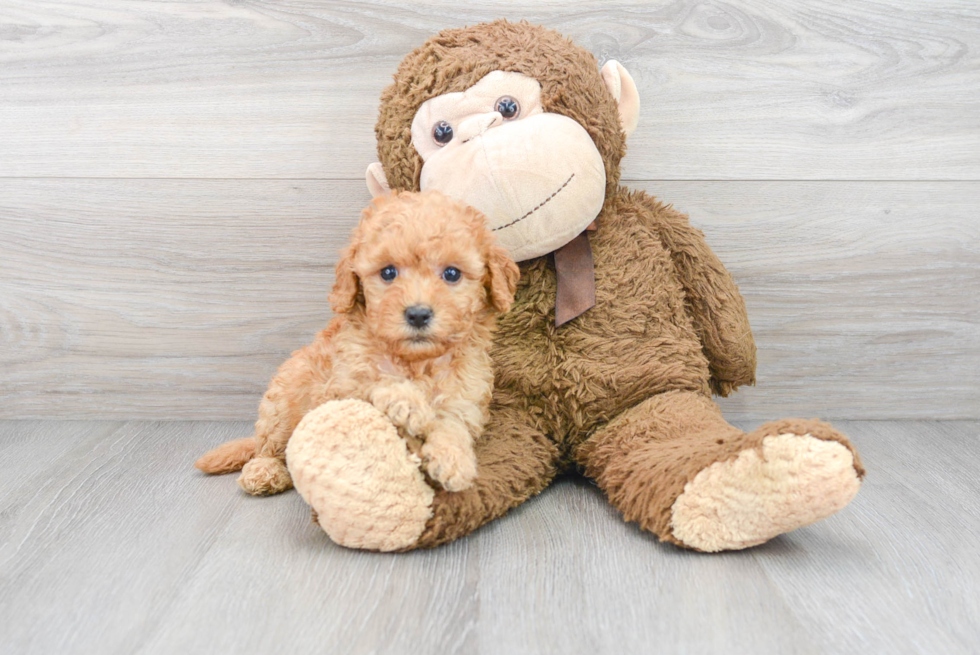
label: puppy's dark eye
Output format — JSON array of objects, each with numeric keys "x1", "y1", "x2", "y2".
[
  {"x1": 495, "y1": 96, "x2": 520, "y2": 120},
  {"x1": 380, "y1": 265, "x2": 398, "y2": 282},
  {"x1": 432, "y1": 121, "x2": 454, "y2": 146},
  {"x1": 442, "y1": 266, "x2": 461, "y2": 283}
]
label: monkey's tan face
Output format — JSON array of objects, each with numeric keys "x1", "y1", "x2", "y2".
[{"x1": 409, "y1": 71, "x2": 607, "y2": 262}]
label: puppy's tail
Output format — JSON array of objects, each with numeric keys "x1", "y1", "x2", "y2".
[{"x1": 194, "y1": 437, "x2": 256, "y2": 474}]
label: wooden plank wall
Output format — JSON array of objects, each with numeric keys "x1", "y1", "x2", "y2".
[{"x1": 1, "y1": 1, "x2": 977, "y2": 420}]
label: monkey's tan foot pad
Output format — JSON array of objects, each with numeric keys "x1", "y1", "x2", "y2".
[
  {"x1": 669, "y1": 432, "x2": 862, "y2": 552},
  {"x1": 286, "y1": 399, "x2": 434, "y2": 552}
]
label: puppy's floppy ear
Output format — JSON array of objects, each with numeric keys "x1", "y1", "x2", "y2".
[
  {"x1": 330, "y1": 200, "x2": 383, "y2": 313},
  {"x1": 329, "y1": 241, "x2": 361, "y2": 313},
  {"x1": 486, "y1": 244, "x2": 520, "y2": 313}
]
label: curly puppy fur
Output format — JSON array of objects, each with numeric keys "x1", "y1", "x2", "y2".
[{"x1": 195, "y1": 190, "x2": 519, "y2": 495}]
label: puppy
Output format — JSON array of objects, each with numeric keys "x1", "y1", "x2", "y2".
[{"x1": 195, "y1": 190, "x2": 519, "y2": 495}]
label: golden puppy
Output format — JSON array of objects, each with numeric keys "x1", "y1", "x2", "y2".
[{"x1": 195, "y1": 190, "x2": 519, "y2": 495}]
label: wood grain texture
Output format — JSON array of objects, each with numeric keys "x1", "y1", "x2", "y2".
[
  {"x1": 0, "y1": 420, "x2": 976, "y2": 655},
  {"x1": 0, "y1": 421, "x2": 247, "y2": 654},
  {"x1": 0, "y1": 0, "x2": 978, "y2": 179},
  {"x1": 2, "y1": 179, "x2": 976, "y2": 420},
  {"x1": 650, "y1": 181, "x2": 980, "y2": 420},
  {"x1": 750, "y1": 420, "x2": 980, "y2": 654},
  {"x1": 474, "y1": 475, "x2": 815, "y2": 655}
]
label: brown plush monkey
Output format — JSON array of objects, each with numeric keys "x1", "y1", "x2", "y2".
[{"x1": 230, "y1": 21, "x2": 865, "y2": 552}]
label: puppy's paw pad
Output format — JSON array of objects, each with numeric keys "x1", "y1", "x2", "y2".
[
  {"x1": 238, "y1": 457, "x2": 292, "y2": 496},
  {"x1": 422, "y1": 444, "x2": 477, "y2": 492},
  {"x1": 372, "y1": 388, "x2": 433, "y2": 436},
  {"x1": 383, "y1": 400, "x2": 432, "y2": 436},
  {"x1": 384, "y1": 399, "x2": 412, "y2": 426},
  {"x1": 403, "y1": 404, "x2": 435, "y2": 437},
  {"x1": 439, "y1": 470, "x2": 476, "y2": 492}
]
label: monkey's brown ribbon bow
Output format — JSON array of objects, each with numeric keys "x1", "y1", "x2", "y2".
[{"x1": 553, "y1": 222, "x2": 597, "y2": 327}]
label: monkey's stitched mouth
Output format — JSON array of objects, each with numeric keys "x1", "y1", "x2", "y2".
[{"x1": 492, "y1": 173, "x2": 575, "y2": 232}]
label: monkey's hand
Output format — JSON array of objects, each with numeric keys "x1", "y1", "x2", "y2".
[{"x1": 370, "y1": 381, "x2": 435, "y2": 437}]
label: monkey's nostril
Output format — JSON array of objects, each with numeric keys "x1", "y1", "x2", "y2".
[{"x1": 404, "y1": 305, "x2": 434, "y2": 329}]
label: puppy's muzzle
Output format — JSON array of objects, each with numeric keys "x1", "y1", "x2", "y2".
[{"x1": 404, "y1": 304, "x2": 434, "y2": 330}]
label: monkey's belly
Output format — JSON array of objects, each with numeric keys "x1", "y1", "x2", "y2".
[
  {"x1": 491, "y1": 224, "x2": 711, "y2": 443},
  {"x1": 556, "y1": 277, "x2": 711, "y2": 438}
]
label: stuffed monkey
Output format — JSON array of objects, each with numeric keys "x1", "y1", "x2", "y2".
[{"x1": 200, "y1": 20, "x2": 864, "y2": 553}]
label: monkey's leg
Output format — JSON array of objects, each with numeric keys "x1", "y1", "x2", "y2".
[
  {"x1": 287, "y1": 398, "x2": 560, "y2": 552},
  {"x1": 576, "y1": 390, "x2": 865, "y2": 552}
]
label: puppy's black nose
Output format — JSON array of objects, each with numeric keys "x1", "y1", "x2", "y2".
[{"x1": 404, "y1": 305, "x2": 434, "y2": 329}]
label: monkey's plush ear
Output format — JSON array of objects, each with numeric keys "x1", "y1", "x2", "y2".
[
  {"x1": 366, "y1": 162, "x2": 391, "y2": 198},
  {"x1": 486, "y1": 245, "x2": 520, "y2": 314},
  {"x1": 600, "y1": 60, "x2": 640, "y2": 139},
  {"x1": 328, "y1": 243, "x2": 362, "y2": 313}
]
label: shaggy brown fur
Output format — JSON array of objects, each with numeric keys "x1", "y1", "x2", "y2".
[
  {"x1": 368, "y1": 21, "x2": 863, "y2": 549},
  {"x1": 196, "y1": 190, "x2": 518, "y2": 495}
]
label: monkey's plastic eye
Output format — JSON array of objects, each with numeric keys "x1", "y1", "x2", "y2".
[
  {"x1": 442, "y1": 266, "x2": 461, "y2": 283},
  {"x1": 432, "y1": 121, "x2": 454, "y2": 146},
  {"x1": 495, "y1": 96, "x2": 520, "y2": 120},
  {"x1": 380, "y1": 265, "x2": 398, "y2": 282}
]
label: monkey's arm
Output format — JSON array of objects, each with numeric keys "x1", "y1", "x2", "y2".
[{"x1": 632, "y1": 190, "x2": 757, "y2": 396}]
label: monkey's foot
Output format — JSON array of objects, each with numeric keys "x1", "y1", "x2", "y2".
[
  {"x1": 286, "y1": 399, "x2": 434, "y2": 552},
  {"x1": 669, "y1": 429, "x2": 862, "y2": 552}
]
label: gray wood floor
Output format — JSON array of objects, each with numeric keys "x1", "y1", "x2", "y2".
[{"x1": 1, "y1": 420, "x2": 977, "y2": 655}]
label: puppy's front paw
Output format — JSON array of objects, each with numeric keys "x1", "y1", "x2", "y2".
[
  {"x1": 422, "y1": 440, "x2": 477, "y2": 492},
  {"x1": 393, "y1": 400, "x2": 435, "y2": 437},
  {"x1": 371, "y1": 385, "x2": 434, "y2": 436},
  {"x1": 383, "y1": 398, "x2": 434, "y2": 436}
]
